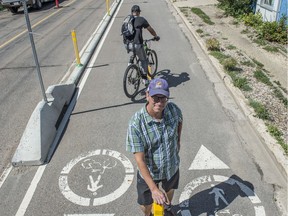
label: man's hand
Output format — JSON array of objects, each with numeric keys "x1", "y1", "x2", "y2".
[
  {"x1": 154, "y1": 36, "x2": 160, "y2": 41},
  {"x1": 151, "y1": 187, "x2": 166, "y2": 204}
]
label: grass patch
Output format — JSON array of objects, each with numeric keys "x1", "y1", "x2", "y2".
[
  {"x1": 241, "y1": 60, "x2": 255, "y2": 67},
  {"x1": 273, "y1": 88, "x2": 288, "y2": 107},
  {"x1": 253, "y1": 38, "x2": 267, "y2": 46},
  {"x1": 252, "y1": 58, "x2": 264, "y2": 68},
  {"x1": 191, "y1": 7, "x2": 215, "y2": 25},
  {"x1": 253, "y1": 70, "x2": 272, "y2": 86},
  {"x1": 267, "y1": 124, "x2": 288, "y2": 154},
  {"x1": 241, "y1": 29, "x2": 250, "y2": 34},
  {"x1": 228, "y1": 71, "x2": 252, "y2": 91},
  {"x1": 263, "y1": 45, "x2": 279, "y2": 53},
  {"x1": 226, "y1": 45, "x2": 237, "y2": 50},
  {"x1": 249, "y1": 99, "x2": 271, "y2": 120},
  {"x1": 210, "y1": 51, "x2": 229, "y2": 61},
  {"x1": 196, "y1": 29, "x2": 204, "y2": 34}
]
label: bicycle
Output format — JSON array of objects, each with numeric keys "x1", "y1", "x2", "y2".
[{"x1": 123, "y1": 38, "x2": 158, "y2": 98}]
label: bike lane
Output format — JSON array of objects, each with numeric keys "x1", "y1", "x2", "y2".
[{"x1": 0, "y1": 0, "x2": 286, "y2": 215}]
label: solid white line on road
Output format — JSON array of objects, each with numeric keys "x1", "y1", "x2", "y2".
[
  {"x1": 0, "y1": 164, "x2": 12, "y2": 189},
  {"x1": 15, "y1": 165, "x2": 46, "y2": 216}
]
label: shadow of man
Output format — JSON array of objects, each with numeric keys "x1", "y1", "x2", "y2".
[{"x1": 170, "y1": 175, "x2": 255, "y2": 216}]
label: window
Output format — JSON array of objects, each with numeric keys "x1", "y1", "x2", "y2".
[{"x1": 262, "y1": 0, "x2": 275, "y2": 6}]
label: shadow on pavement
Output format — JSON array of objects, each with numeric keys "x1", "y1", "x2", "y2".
[{"x1": 170, "y1": 175, "x2": 255, "y2": 216}]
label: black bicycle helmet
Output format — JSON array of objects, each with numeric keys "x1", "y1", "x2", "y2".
[{"x1": 131, "y1": 5, "x2": 141, "y2": 13}]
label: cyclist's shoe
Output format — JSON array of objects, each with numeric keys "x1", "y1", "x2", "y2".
[
  {"x1": 141, "y1": 73, "x2": 147, "y2": 79},
  {"x1": 154, "y1": 36, "x2": 160, "y2": 41}
]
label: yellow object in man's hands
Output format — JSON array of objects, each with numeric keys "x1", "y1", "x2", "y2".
[{"x1": 153, "y1": 201, "x2": 164, "y2": 216}]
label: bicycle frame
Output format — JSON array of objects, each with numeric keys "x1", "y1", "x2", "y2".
[{"x1": 128, "y1": 39, "x2": 155, "y2": 80}]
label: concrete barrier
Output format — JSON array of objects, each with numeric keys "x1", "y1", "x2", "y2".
[{"x1": 12, "y1": 84, "x2": 75, "y2": 166}]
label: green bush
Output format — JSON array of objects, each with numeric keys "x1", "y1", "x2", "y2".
[
  {"x1": 217, "y1": 0, "x2": 256, "y2": 18},
  {"x1": 242, "y1": 12, "x2": 263, "y2": 28},
  {"x1": 206, "y1": 38, "x2": 220, "y2": 51},
  {"x1": 257, "y1": 17, "x2": 288, "y2": 44},
  {"x1": 223, "y1": 57, "x2": 237, "y2": 70}
]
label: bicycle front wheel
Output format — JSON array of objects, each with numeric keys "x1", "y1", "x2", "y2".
[
  {"x1": 123, "y1": 64, "x2": 141, "y2": 98},
  {"x1": 147, "y1": 50, "x2": 158, "y2": 78}
]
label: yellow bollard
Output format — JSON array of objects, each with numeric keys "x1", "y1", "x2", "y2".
[
  {"x1": 71, "y1": 30, "x2": 82, "y2": 66},
  {"x1": 153, "y1": 202, "x2": 164, "y2": 216},
  {"x1": 106, "y1": 0, "x2": 110, "y2": 16},
  {"x1": 147, "y1": 65, "x2": 152, "y2": 80}
]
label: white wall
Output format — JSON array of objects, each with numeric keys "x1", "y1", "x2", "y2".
[{"x1": 255, "y1": 0, "x2": 280, "y2": 22}]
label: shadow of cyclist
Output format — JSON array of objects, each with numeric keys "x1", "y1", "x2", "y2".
[
  {"x1": 169, "y1": 175, "x2": 255, "y2": 216},
  {"x1": 130, "y1": 69, "x2": 190, "y2": 102},
  {"x1": 155, "y1": 69, "x2": 190, "y2": 88}
]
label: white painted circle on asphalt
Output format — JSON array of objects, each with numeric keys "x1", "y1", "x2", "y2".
[
  {"x1": 179, "y1": 175, "x2": 266, "y2": 216},
  {"x1": 59, "y1": 149, "x2": 134, "y2": 206}
]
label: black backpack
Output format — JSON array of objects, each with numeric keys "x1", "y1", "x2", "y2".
[{"x1": 121, "y1": 15, "x2": 136, "y2": 44}]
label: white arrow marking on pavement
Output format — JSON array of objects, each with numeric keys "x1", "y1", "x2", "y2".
[{"x1": 189, "y1": 145, "x2": 229, "y2": 170}]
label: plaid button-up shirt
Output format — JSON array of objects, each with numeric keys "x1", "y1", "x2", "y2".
[{"x1": 126, "y1": 102, "x2": 183, "y2": 180}]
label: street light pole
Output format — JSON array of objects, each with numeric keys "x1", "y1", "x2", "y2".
[{"x1": 21, "y1": 0, "x2": 48, "y2": 103}]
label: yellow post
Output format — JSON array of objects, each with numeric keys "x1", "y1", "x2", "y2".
[
  {"x1": 153, "y1": 202, "x2": 164, "y2": 216},
  {"x1": 147, "y1": 65, "x2": 152, "y2": 80},
  {"x1": 106, "y1": 0, "x2": 110, "y2": 16},
  {"x1": 71, "y1": 30, "x2": 82, "y2": 66}
]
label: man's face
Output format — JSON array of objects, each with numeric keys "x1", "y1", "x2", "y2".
[{"x1": 146, "y1": 93, "x2": 168, "y2": 114}]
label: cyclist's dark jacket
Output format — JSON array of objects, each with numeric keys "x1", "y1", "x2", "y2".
[{"x1": 133, "y1": 16, "x2": 150, "y2": 44}]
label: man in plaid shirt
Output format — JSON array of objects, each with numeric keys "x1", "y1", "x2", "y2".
[{"x1": 126, "y1": 78, "x2": 183, "y2": 216}]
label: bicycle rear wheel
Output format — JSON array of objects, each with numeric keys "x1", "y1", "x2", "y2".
[
  {"x1": 147, "y1": 50, "x2": 158, "y2": 78},
  {"x1": 123, "y1": 64, "x2": 141, "y2": 98}
]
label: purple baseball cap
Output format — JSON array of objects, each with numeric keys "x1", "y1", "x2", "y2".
[{"x1": 148, "y1": 78, "x2": 169, "y2": 98}]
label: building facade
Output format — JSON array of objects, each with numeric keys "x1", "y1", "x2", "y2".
[{"x1": 255, "y1": 0, "x2": 287, "y2": 22}]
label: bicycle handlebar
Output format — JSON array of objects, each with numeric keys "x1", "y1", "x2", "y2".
[{"x1": 144, "y1": 36, "x2": 160, "y2": 43}]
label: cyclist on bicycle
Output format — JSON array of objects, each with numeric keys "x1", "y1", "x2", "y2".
[{"x1": 127, "y1": 5, "x2": 160, "y2": 85}]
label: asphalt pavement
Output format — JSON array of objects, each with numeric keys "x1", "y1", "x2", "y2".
[{"x1": 0, "y1": 0, "x2": 287, "y2": 215}]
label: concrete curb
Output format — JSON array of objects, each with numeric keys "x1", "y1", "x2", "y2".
[
  {"x1": 11, "y1": 0, "x2": 122, "y2": 166},
  {"x1": 166, "y1": 0, "x2": 288, "y2": 177}
]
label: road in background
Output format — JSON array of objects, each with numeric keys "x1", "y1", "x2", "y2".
[
  {"x1": 0, "y1": 0, "x2": 286, "y2": 215},
  {"x1": 0, "y1": 0, "x2": 107, "y2": 175}
]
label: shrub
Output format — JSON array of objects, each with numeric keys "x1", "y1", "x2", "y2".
[
  {"x1": 242, "y1": 12, "x2": 263, "y2": 28},
  {"x1": 206, "y1": 38, "x2": 220, "y2": 51},
  {"x1": 217, "y1": 0, "x2": 256, "y2": 18},
  {"x1": 223, "y1": 57, "x2": 237, "y2": 70},
  {"x1": 257, "y1": 17, "x2": 288, "y2": 44}
]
